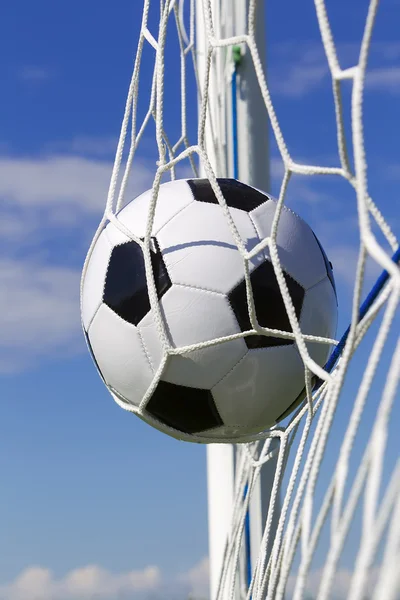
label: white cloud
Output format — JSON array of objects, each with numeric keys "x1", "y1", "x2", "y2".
[
  {"x1": 0, "y1": 154, "x2": 154, "y2": 372},
  {"x1": 328, "y1": 244, "x2": 382, "y2": 291},
  {"x1": 268, "y1": 40, "x2": 400, "y2": 98},
  {"x1": 366, "y1": 67, "x2": 400, "y2": 93},
  {"x1": 47, "y1": 136, "x2": 120, "y2": 158},
  {"x1": 0, "y1": 154, "x2": 179, "y2": 253},
  {"x1": 0, "y1": 155, "x2": 153, "y2": 214},
  {"x1": 269, "y1": 55, "x2": 328, "y2": 98},
  {"x1": 0, "y1": 152, "x2": 196, "y2": 373},
  {"x1": 285, "y1": 565, "x2": 394, "y2": 600},
  {"x1": 18, "y1": 67, "x2": 52, "y2": 83},
  {"x1": 272, "y1": 63, "x2": 328, "y2": 97},
  {"x1": 0, "y1": 559, "x2": 209, "y2": 600},
  {"x1": 269, "y1": 157, "x2": 285, "y2": 181},
  {"x1": 0, "y1": 260, "x2": 81, "y2": 373},
  {"x1": 268, "y1": 42, "x2": 332, "y2": 97},
  {"x1": 178, "y1": 557, "x2": 209, "y2": 599},
  {"x1": 0, "y1": 565, "x2": 160, "y2": 600}
]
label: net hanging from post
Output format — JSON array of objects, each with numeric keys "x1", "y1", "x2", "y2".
[{"x1": 81, "y1": 0, "x2": 400, "y2": 598}]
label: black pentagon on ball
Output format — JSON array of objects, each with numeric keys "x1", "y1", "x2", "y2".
[
  {"x1": 103, "y1": 237, "x2": 171, "y2": 326},
  {"x1": 187, "y1": 178, "x2": 269, "y2": 212},
  {"x1": 146, "y1": 380, "x2": 223, "y2": 434},
  {"x1": 228, "y1": 259, "x2": 305, "y2": 349}
]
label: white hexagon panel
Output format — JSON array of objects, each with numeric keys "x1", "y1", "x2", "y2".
[
  {"x1": 81, "y1": 178, "x2": 338, "y2": 442},
  {"x1": 212, "y1": 344, "x2": 305, "y2": 436},
  {"x1": 88, "y1": 303, "x2": 153, "y2": 406},
  {"x1": 81, "y1": 230, "x2": 113, "y2": 330}
]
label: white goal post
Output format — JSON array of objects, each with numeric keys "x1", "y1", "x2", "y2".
[
  {"x1": 87, "y1": 0, "x2": 400, "y2": 598},
  {"x1": 195, "y1": 2, "x2": 279, "y2": 598}
]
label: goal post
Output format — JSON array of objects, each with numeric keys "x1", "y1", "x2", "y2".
[
  {"x1": 195, "y1": 1, "x2": 278, "y2": 598},
  {"x1": 195, "y1": 0, "x2": 269, "y2": 186}
]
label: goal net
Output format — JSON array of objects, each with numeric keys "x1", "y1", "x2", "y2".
[{"x1": 83, "y1": 0, "x2": 400, "y2": 598}]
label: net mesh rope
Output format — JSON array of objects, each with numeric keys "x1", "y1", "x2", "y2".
[{"x1": 81, "y1": 0, "x2": 400, "y2": 598}]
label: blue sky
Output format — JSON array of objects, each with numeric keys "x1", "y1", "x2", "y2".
[{"x1": 0, "y1": 0, "x2": 399, "y2": 598}]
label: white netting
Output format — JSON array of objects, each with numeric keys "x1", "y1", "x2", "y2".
[{"x1": 81, "y1": 0, "x2": 400, "y2": 598}]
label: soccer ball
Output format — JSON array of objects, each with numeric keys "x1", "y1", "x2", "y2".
[{"x1": 81, "y1": 179, "x2": 337, "y2": 442}]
